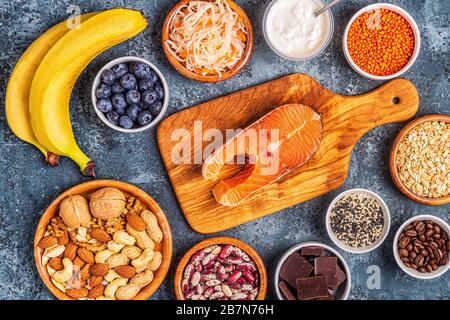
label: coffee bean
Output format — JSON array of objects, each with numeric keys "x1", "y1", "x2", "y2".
[
  {"x1": 446, "y1": 240, "x2": 450, "y2": 251},
  {"x1": 429, "y1": 241, "x2": 438, "y2": 249},
  {"x1": 429, "y1": 259, "x2": 437, "y2": 265},
  {"x1": 399, "y1": 237, "x2": 411, "y2": 249},
  {"x1": 406, "y1": 230, "x2": 418, "y2": 237},
  {"x1": 426, "y1": 265, "x2": 433, "y2": 273},
  {"x1": 433, "y1": 233, "x2": 441, "y2": 240},
  {"x1": 434, "y1": 249, "x2": 443, "y2": 261},
  {"x1": 434, "y1": 225, "x2": 441, "y2": 233},
  {"x1": 400, "y1": 256, "x2": 409, "y2": 263},
  {"x1": 415, "y1": 221, "x2": 425, "y2": 232},
  {"x1": 410, "y1": 263, "x2": 417, "y2": 270},
  {"x1": 403, "y1": 262, "x2": 412, "y2": 268},
  {"x1": 418, "y1": 267, "x2": 426, "y2": 273},
  {"x1": 420, "y1": 249, "x2": 429, "y2": 257},
  {"x1": 409, "y1": 251, "x2": 417, "y2": 259},
  {"x1": 425, "y1": 229, "x2": 434, "y2": 238},
  {"x1": 426, "y1": 223, "x2": 434, "y2": 229},
  {"x1": 415, "y1": 255, "x2": 424, "y2": 267},
  {"x1": 404, "y1": 224, "x2": 413, "y2": 231},
  {"x1": 399, "y1": 249, "x2": 409, "y2": 257},
  {"x1": 432, "y1": 264, "x2": 438, "y2": 271},
  {"x1": 407, "y1": 244, "x2": 413, "y2": 251},
  {"x1": 413, "y1": 246, "x2": 419, "y2": 254},
  {"x1": 419, "y1": 235, "x2": 426, "y2": 242}
]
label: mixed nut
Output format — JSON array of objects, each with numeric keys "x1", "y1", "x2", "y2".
[
  {"x1": 181, "y1": 244, "x2": 259, "y2": 300},
  {"x1": 397, "y1": 220, "x2": 449, "y2": 273},
  {"x1": 38, "y1": 187, "x2": 164, "y2": 300}
]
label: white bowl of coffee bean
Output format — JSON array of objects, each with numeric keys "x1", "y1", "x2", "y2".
[{"x1": 393, "y1": 215, "x2": 450, "y2": 279}]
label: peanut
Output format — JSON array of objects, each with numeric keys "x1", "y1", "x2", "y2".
[
  {"x1": 104, "y1": 269, "x2": 121, "y2": 283},
  {"x1": 147, "y1": 251, "x2": 162, "y2": 271},
  {"x1": 131, "y1": 249, "x2": 154, "y2": 272},
  {"x1": 115, "y1": 284, "x2": 140, "y2": 300},
  {"x1": 130, "y1": 269, "x2": 154, "y2": 288},
  {"x1": 126, "y1": 224, "x2": 154, "y2": 250},
  {"x1": 107, "y1": 241, "x2": 125, "y2": 253},
  {"x1": 106, "y1": 253, "x2": 130, "y2": 269},
  {"x1": 104, "y1": 277, "x2": 128, "y2": 298},
  {"x1": 141, "y1": 210, "x2": 163, "y2": 243},
  {"x1": 121, "y1": 245, "x2": 143, "y2": 260},
  {"x1": 113, "y1": 231, "x2": 136, "y2": 246}
]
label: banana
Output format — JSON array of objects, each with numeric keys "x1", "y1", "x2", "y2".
[
  {"x1": 29, "y1": 9, "x2": 148, "y2": 176},
  {"x1": 5, "y1": 12, "x2": 97, "y2": 166}
]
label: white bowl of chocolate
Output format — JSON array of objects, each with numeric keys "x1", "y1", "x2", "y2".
[{"x1": 274, "y1": 242, "x2": 351, "y2": 300}]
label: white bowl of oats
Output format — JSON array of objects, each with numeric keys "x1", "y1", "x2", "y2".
[
  {"x1": 389, "y1": 114, "x2": 450, "y2": 206},
  {"x1": 326, "y1": 188, "x2": 391, "y2": 254}
]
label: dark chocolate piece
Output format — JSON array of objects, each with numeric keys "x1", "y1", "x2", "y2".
[
  {"x1": 296, "y1": 276, "x2": 329, "y2": 300},
  {"x1": 280, "y1": 252, "x2": 313, "y2": 288},
  {"x1": 278, "y1": 281, "x2": 296, "y2": 300},
  {"x1": 336, "y1": 265, "x2": 347, "y2": 287},
  {"x1": 314, "y1": 256, "x2": 338, "y2": 287},
  {"x1": 316, "y1": 294, "x2": 335, "y2": 300},
  {"x1": 301, "y1": 246, "x2": 324, "y2": 257}
]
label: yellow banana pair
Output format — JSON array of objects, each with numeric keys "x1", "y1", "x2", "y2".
[{"x1": 5, "y1": 9, "x2": 148, "y2": 176}]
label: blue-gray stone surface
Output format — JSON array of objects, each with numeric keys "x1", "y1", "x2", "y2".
[{"x1": 0, "y1": 0, "x2": 448, "y2": 300}]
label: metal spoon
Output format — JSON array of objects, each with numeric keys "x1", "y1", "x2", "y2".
[{"x1": 315, "y1": 0, "x2": 341, "y2": 17}]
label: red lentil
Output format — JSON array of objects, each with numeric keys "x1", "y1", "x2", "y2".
[{"x1": 347, "y1": 9, "x2": 415, "y2": 76}]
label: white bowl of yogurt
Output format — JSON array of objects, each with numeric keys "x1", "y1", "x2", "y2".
[{"x1": 263, "y1": 0, "x2": 334, "y2": 61}]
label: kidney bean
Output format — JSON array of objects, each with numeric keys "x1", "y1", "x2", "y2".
[
  {"x1": 242, "y1": 271, "x2": 255, "y2": 283},
  {"x1": 191, "y1": 271, "x2": 201, "y2": 286},
  {"x1": 191, "y1": 251, "x2": 205, "y2": 265},
  {"x1": 205, "y1": 279, "x2": 221, "y2": 287},
  {"x1": 209, "y1": 292, "x2": 225, "y2": 300},
  {"x1": 182, "y1": 279, "x2": 190, "y2": 293},
  {"x1": 202, "y1": 253, "x2": 217, "y2": 266},
  {"x1": 231, "y1": 292, "x2": 248, "y2": 300},
  {"x1": 203, "y1": 245, "x2": 220, "y2": 254},
  {"x1": 219, "y1": 245, "x2": 233, "y2": 259},
  {"x1": 228, "y1": 271, "x2": 242, "y2": 284},
  {"x1": 227, "y1": 256, "x2": 243, "y2": 264},
  {"x1": 236, "y1": 262, "x2": 257, "y2": 272},
  {"x1": 183, "y1": 263, "x2": 195, "y2": 281},
  {"x1": 203, "y1": 287, "x2": 215, "y2": 298}
]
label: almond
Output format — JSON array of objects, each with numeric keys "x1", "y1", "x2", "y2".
[
  {"x1": 88, "y1": 285, "x2": 105, "y2": 299},
  {"x1": 38, "y1": 236, "x2": 57, "y2": 249},
  {"x1": 64, "y1": 242, "x2": 78, "y2": 260},
  {"x1": 115, "y1": 265, "x2": 136, "y2": 279},
  {"x1": 66, "y1": 288, "x2": 88, "y2": 299},
  {"x1": 89, "y1": 263, "x2": 109, "y2": 277},
  {"x1": 126, "y1": 213, "x2": 147, "y2": 232},
  {"x1": 57, "y1": 231, "x2": 69, "y2": 245},
  {"x1": 48, "y1": 258, "x2": 64, "y2": 271},
  {"x1": 89, "y1": 275, "x2": 103, "y2": 288},
  {"x1": 77, "y1": 247, "x2": 95, "y2": 264},
  {"x1": 73, "y1": 256, "x2": 85, "y2": 269},
  {"x1": 80, "y1": 264, "x2": 92, "y2": 281},
  {"x1": 90, "y1": 228, "x2": 111, "y2": 242}
]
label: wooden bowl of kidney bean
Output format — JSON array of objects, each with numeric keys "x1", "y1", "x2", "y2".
[
  {"x1": 393, "y1": 215, "x2": 450, "y2": 279},
  {"x1": 174, "y1": 237, "x2": 267, "y2": 300}
]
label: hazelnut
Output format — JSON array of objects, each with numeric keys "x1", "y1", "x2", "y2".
[
  {"x1": 90, "y1": 187, "x2": 125, "y2": 221},
  {"x1": 59, "y1": 195, "x2": 92, "y2": 228}
]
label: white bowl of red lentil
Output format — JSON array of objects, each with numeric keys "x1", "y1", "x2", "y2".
[
  {"x1": 326, "y1": 188, "x2": 391, "y2": 254},
  {"x1": 342, "y1": 3, "x2": 421, "y2": 81}
]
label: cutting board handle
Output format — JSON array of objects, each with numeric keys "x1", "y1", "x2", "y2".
[{"x1": 329, "y1": 78, "x2": 420, "y2": 140}]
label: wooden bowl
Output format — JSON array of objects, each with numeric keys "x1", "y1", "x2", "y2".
[
  {"x1": 34, "y1": 180, "x2": 173, "y2": 300},
  {"x1": 162, "y1": 0, "x2": 254, "y2": 83},
  {"x1": 174, "y1": 236, "x2": 267, "y2": 300},
  {"x1": 389, "y1": 114, "x2": 450, "y2": 205}
]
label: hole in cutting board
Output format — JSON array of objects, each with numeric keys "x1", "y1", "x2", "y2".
[{"x1": 392, "y1": 97, "x2": 400, "y2": 104}]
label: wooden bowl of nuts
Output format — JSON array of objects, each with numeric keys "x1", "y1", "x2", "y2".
[
  {"x1": 34, "y1": 180, "x2": 173, "y2": 300},
  {"x1": 162, "y1": 0, "x2": 254, "y2": 83},
  {"x1": 389, "y1": 114, "x2": 450, "y2": 205},
  {"x1": 174, "y1": 237, "x2": 267, "y2": 300}
]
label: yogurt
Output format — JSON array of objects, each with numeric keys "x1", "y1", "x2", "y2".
[{"x1": 264, "y1": 0, "x2": 332, "y2": 60}]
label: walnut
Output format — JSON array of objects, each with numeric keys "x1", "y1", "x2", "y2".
[
  {"x1": 59, "y1": 195, "x2": 92, "y2": 229},
  {"x1": 89, "y1": 187, "x2": 126, "y2": 221}
]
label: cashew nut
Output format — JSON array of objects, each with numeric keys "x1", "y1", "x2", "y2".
[
  {"x1": 121, "y1": 245, "x2": 143, "y2": 260},
  {"x1": 141, "y1": 210, "x2": 163, "y2": 243},
  {"x1": 52, "y1": 258, "x2": 74, "y2": 283},
  {"x1": 51, "y1": 278, "x2": 66, "y2": 293},
  {"x1": 104, "y1": 277, "x2": 128, "y2": 298},
  {"x1": 44, "y1": 245, "x2": 66, "y2": 258},
  {"x1": 104, "y1": 270, "x2": 121, "y2": 283},
  {"x1": 113, "y1": 231, "x2": 136, "y2": 246},
  {"x1": 131, "y1": 248, "x2": 154, "y2": 272},
  {"x1": 95, "y1": 249, "x2": 113, "y2": 264},
  {"x1": 126, "y1": 224, "x2": 154, "y2": 250},
  {"x1": 107, "y1": 241, "x2": 125, "y2": 253},
  {"x1": 47, "y1": 264, "x2": 56, "y2": 277},
  {"x1": 42, "y1": 255, "x2": 50, "y2": 266}
]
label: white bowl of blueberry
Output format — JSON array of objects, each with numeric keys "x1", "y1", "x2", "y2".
[{"x1": 92, "y1": 56, "x2": 168, "y2": 133}]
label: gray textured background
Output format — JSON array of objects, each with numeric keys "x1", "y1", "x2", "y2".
[{"x1": 0, "y1": 0, "x2": 449, "y2": 300}]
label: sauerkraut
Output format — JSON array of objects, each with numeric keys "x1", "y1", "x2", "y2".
[{"x1": 165, "y1": 0, "x2": 248, "y2": 78}]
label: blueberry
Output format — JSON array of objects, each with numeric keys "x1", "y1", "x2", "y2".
[
  {"x1": 125, "y1": 90, "x2": 141, "y2": 105},
  {"x1": 126, "y1": 105, "x2": 141, "y2": 122},
  {"x1": 132, "y1": 63, "x2": 152, "y2": 79},
  {"x1": 111, "y1": 63, "x2": 128, "y2": 79},
  {"x1": 147, "y1": 70, "x2": 159, "y2": 84},
  {"x1": 138, "y1": 79, "x2": 154, "y2": 92},
  {"x1": 148, "y1": 101, "x2": 163, "y2": 116},
  {"x1": 106, "y1": 111, "x2": 119, "y2": 125},
  {"x1": 120, "y1": 73, "x2": 137, "y2": 90},
  {"x1": 115, "y1": 105, "x2": 126, "y2": 115},
  {"x1": 95, "y1": 83, "x2": 111, "y2": 99},
  {"x1": 101, "y1": 69, "x2": 115, "y2": 85},
  {"x1": 96, "y1": 99, "x2": 113, "y2": 113},
  {"x1": 142, "y1": 90, "x2": 157, "y2": 106},
  {"x1": 119, "y1": 115, "x2": 134, "y2": 129},
  {"x1": 111, "y1": 93, "x2": 127, "y2": 110},
  {"x1": 112, "y1": 81, "x2": 125, "y2": 94},
  {"x1": 154, "y1": 83, "x2": 164, "y2": 100},
  {"x1": 137, "y1": 110, "x2": 153, "y2": 126}
]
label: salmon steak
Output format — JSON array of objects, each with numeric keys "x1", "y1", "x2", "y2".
[{"x1": 202, "y1": 104, "x2": 323, "y2": 206}]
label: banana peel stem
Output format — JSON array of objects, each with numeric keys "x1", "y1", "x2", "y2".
[
  {"x1": 83, "y1": 161, "x2": 96, "y2": 177},
  {"x1": 46, "y1": 152, "x2": 60, "y2": 167}
]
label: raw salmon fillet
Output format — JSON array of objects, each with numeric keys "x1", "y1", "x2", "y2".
[{"x1": 202, "y1": 104, "x2": 323, "y2": 206}]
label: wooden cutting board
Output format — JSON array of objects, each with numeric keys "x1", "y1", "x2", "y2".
[{"x1": 157, "y1": 74, "x2": 419, "y2": 234}]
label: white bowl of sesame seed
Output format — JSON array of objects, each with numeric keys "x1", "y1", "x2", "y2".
[{"x1": 326, "y1": 188, "x2": 391, "y2": 254}]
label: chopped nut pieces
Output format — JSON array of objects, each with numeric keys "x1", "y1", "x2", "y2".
[{"x1": 397, "y1": 121, "x2": 449, "y2": 198}]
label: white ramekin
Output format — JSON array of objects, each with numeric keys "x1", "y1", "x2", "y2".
[
  {"x1": 91, "y1": 56, "x2": 169, "y2": 133},
  {"x1": 326, "y1": 188, "x2": 391, "y2": 254},
  {"x1": 393, "y1": 215, "x2": 450, "y2": 280},
  {"x1": 274, "y1": 242, "x2": 351, "y2": 300},
  {"x1": 342, "y1": 3, "x2": 421, "y2": 80},
  {"x1": 262, "y1": 0, "x2": 334, "y2": 61}
]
